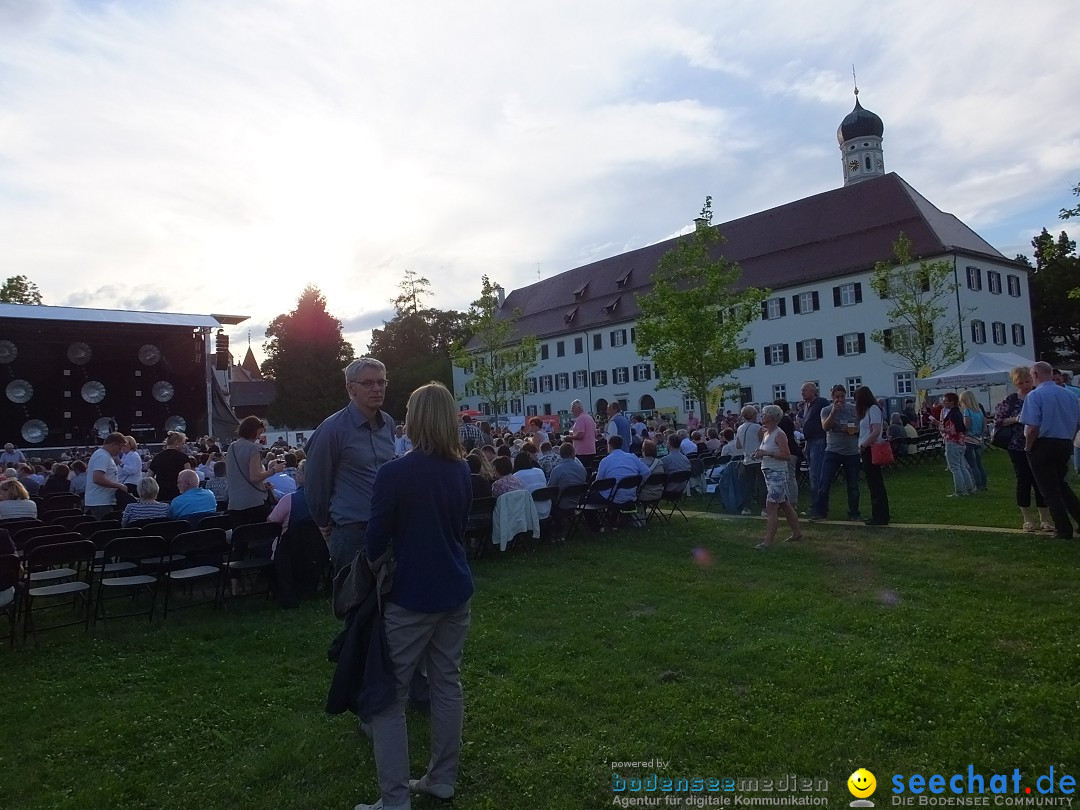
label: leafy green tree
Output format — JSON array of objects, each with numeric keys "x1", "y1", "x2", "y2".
[
  {"x1": 366, "y1": 271, "x2": 470, "y2": 418},
  {"x1": 869, "y1": 232, "x2": 968, "y2": 373},
  {"x1": 1057, "y1": 180, "x2": 1080, "y2": 301},
  {"x1": 1026, "y1": 228, "x2": 1080, "y2": 362},
  {"x1": 451, "y1": 275, "x2": 537, "y2": 417},
  {"x1": 0, "y1": 275, "x2": 43, "y2": 305},
  {"x1": 261, "y1": 285, "x2": 356, "y2": 428},
  {"x1": 635, "y1": 197, "x2": 767, "y2": 420}
]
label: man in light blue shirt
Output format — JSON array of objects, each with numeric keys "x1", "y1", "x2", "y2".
[
  {"x1": 548, "y1": 444, "x2": 587, "y2": 492},
  {"x1": 169, "y1": 470, "x2": 218, "y2": 519},
  {"x1": 1020, "y1": 361, "x2": 1080, "y2": 538},
  {"x1": 595, "y1": 436, "x2": 651, "y2": 504}
]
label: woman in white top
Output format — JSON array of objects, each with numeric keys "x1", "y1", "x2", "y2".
[
  {"x1": 512, "y1": 452, "x2": 550, "y2": 519},
  {"x1": 751, "y1": 405, "x2": 803, "y2": 549},
  {"x1": 855, "y1": 386, "x2": 890, "y2": 525},
  {"x1": 117, "y1": 435, "x2": 144, "y2": 490},
  {"x1": 734, "y1": 405, "x2": 765, "y2": 516}
]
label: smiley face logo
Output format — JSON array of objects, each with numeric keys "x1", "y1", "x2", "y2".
[{"x1": 848, "y1": 768, "x2": 877, "y2": 799}]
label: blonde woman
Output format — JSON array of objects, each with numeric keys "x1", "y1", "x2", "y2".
[
  {"x1": 959, "y1": 390, "x2": 988, "y2": 491},
  {"x1": 751, "y1": 405, "x2": 803, "y2": 549},
  {"x1": 354, "y1": 382, "x2": 474, "y2": 810},
  {"x1": 994, "y1": 367, "x2": 1051, "y2": 531},
  {"x1": 0, "y1": 479, "x2": 37, "y2": 520}
]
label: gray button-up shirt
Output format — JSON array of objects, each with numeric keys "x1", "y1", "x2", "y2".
[{"x1": 304, "y1": 403, "x2": 396, "y2": 527}]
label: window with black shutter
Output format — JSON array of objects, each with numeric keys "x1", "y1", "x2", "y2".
[
  {"x1": 792, "y1": 295, "x2": 801, "y2": 314},
  {"x1": 836, "y1": 335, "x2": 845, "y2": 355}
]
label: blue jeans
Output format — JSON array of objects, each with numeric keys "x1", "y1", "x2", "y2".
[
  {"x1": 964, "y1": 442, "x2": 988, "y2": 490},
  {"x1": 328, "y1": 522, "x2": 367, "y2": 574},
  {"x1": 945, "y1": 441, "x2": 974, "y2": 495},
  {"x1": 812, "y1": 451, "x2": 861, "y2": 519},
  {"x1": 804, "y1": 438, "x2": 826, "y2": 505}
]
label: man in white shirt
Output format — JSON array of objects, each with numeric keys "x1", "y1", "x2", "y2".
[{"x1": 85, "y1": 433, "x2": 131, "y2": 518}]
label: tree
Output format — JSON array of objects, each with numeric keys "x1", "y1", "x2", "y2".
[
  {"x1": 635, "y1": 197, "x2": 768, "y2": 420},
  {"x1": 869, "y1": 233, "x2": 968, "y2": 373},
  {"x1": 1056, "y1": 180, "x2": 1080, "y2": 301},
  {"x1": 366, "y1": 270, "x2": 471, "y2": 418},
  {"x1": 1026, "y1": 228, "x2": 1080, "y2": 362},
  {"x1": 0, "y1": 275, "x2": 43, "y2": 305},
  {"x1": 261, "y1": 285, "x2": 356, "y2": 428},
  {"x1": 451, "y1": 275, "x2": 537, "y2": 417}
]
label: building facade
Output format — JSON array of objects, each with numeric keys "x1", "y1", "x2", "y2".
[{"x1": 453, "y1": 95, "x2": 1034, "y2": 423}]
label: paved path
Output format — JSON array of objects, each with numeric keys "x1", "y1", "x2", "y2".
[{"x1": 688, "y1": 510, "x2": 1026, "y2": 535}]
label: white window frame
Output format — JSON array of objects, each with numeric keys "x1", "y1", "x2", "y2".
[
  {"x1": 526, "y1": 404, "x2": 538, "y2": 417},
  {"x1": 555, "y1": 372, "x2": 569, "y2": 391},
  {"x1": 613, "y1": 367, "x2": 629, "y2": 385},
  {"x1": 840, "y1": 283, "x2": 857, "y2": 306},
  {"x1": 1012, "y1": 323, "x2": 1026, "y2": 346},
  {"x1": 573, "y1": 370, "x2": 587, "y2": 389},
  {"x1": 768, "y1": 344, "x2": 786, "y2": 365},
  {"x1": 539, "y1": 375, "x2": 553, "y2": 393},
  {"x1": 992, "y1": 321, "x2": 1006, "y2": 345},
  {"x1": 1007, "y1": 275, "x2": 1021, "y2": 297},
  {"x1": 846, "y1": 376, "x2": 862, "y2": 397},
  {"x1": 772, "y1": 384, "x2": 786, "y2": 402},
  {"x1": 766, "y1": 298, "x2": 782, "y2": 319},
  {"x1": 843, "y1": 332, "x2": 861, "y2": 356},
  {"x1": 971, "y1": 319, "x2": 986, "y2": 345},
  {"x1": 798, "y1": 292, "x2": 815, "y2": 313},
  {"x1": 894, "y1": 372, "x2": 914, "y2": 395},
  {"x1": 800, "y1": 339, "x2": 818, "y2": 360},
  {"x1": 683, "y1": 394, "x2": 697, "y2": 414},
  {"x1": 966, "y1": 266, "x2": 982, "y2": 291},
  {"x1": 634, "y1": 363, "x2": 652, "y2": 382},
  {"x1": 611, "y1": 330, "x2": 626, "y2": 347},
  {"x1": 510, "y1": 398, "x2": 522, "y2": 415},
  {"x1": 988, "y1": 271, "x2": 1002, "y2": 295}
]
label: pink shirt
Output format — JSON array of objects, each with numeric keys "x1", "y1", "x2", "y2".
[{"x1": 572, "y1": 412, "x2": 597, "y2": 457}]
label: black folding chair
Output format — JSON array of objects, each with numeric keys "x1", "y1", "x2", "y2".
[
  {"x1": 13, "y1": 524, "x2": 68, "y2": 554},
  {"x1": 21, "y1": 539, "x2": 96, "y2": 645},
  {"x1": 637, "y1": 472, "x2": 668, "y2": 524},
  {"x1": 88, "y1": 528, "x2": 144, "y2": 576},
  {"x1": 162, "y1": 529, "x2": 230, "y2": 618},
  {"x1": 575, "y1": 477, "x2": 617, "y2": 537},
  {"x1": 41, "y1": 494, "x2": 81, "y2": 512},
  {"x1": 463, "y1": 497, "x2": 496, "y2": 559},
  {"x1": 552, "y1": 483, "x2": 588, "y2": 542},
  {"x1": 79, "y1": 520, "x2": 121, "y2": 540},
  {"x1": 42, "y1": 507, "x2": 85, "y2": 524},
  {"x1": 51, "y1": 514, "x2": 97, "y2": 531},
  {"x1": 656, "y1": 470, "x2": 693, "y2": 523},
  {"x1": 94, "y1": 535, "x2": 167, "y2": 626},
  {"x1": 227, "y1": 522, "x2": 280, "y2": 599},
  {"x1": 0, "y1": 554, "x2": 20, "y2": 648},
  {"x1": 530, "y1": 486, "x2": 559, "y2": 543},
  {"x1": 608, "y1": 476, "x2": 643, "y2": 530}
]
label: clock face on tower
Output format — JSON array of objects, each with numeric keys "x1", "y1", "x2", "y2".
[{"x1": 848, "y1": 159, "x2": 860, "y2": 172}]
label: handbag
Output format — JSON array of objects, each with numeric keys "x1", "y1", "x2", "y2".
[
  {"x1": 870, "y1": 440, "x2": 894, "y2": 466},
  {"x1": 991, "y1": 423, "x2": 1018, "y2": 450}
]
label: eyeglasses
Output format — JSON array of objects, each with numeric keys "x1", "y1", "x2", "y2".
[{"x1": 349, "y1": 379, "x2": 389, "y2": 389}]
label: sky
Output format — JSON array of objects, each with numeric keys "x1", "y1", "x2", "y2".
[{"x1": 1, "y1": 0, "x2": 1078, "y2": 364}]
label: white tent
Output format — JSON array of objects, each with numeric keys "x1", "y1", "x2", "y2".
[{"x1": 915, "y1": 351, "x2": 1034, "y2": 390}]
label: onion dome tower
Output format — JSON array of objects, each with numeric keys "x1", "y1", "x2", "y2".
[{"x1": 838, "y1": 82, "x2": 884, "y2": 186}]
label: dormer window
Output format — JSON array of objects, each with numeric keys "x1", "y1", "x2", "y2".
[
  {"x1": 603, "y1": 296, "x2": 621, "y2": 315},
  {"x1": 563, "y1": 306, "x2": 578, "y2": 324},
  {"x1": 616, "y1": 268, "x2": 632, "y2": 288},
  {"x1": 573, "y1": 281, "x2": 589, "y2": 300}
]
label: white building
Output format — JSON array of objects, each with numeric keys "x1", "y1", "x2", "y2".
[{"x1": 453, "y1": 93, "x2": 1034, "y2": 424}]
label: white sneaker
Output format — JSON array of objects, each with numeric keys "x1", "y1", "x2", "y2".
[
  {"x1": 740, "y1": 509, "x2": 751, "y2": 516},
  {"x1": 354, "y1": 801, "x2": 410, "y2": 810},
  {"x1": 409, "y1": 775, "x2": 455, "y2": 799}
]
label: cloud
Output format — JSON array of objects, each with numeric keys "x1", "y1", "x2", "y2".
[{"x1": 0, "y1": 0, "x2": 1077, "y2": 345}]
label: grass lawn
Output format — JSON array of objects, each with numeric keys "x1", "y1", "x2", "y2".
[
  {"x1": 694, "y1": 446, "x2": 1072, "y2": 529},
  {"x1": 3, "y1": 501, "x2": 1080, "y2": 809}
]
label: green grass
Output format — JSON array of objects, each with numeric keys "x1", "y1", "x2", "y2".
[
  {"x1": 693, "y1": 446, "x2": 1054, "y2": 529},
  {"x1": 3, "y1": 510, "x2": 1080, "y2": 809}
]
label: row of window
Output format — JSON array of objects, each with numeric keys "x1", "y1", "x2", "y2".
[
  {"x1": 970, "y1": 320, "x2": 1025, "y2": 346},
  {"x1": 529, "y1": 363, "x2": 659, "y2": 392},
  {"x1": 538, "y1": 329, "x2": 635, "y2": 360},
  {"x1": 759, "y1": 271, "x2": 1024, "y2": 322},
  {"x1": 756, "y1": 372, "x2": 915, "y2": 404},
  {"x1": 966, "y1": 266, "x2": 1022, "y2": 297}
]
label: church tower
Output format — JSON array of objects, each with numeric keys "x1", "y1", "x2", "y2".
[{"x1": 837, "y1": 85, "x2": 884, "y2": 186}]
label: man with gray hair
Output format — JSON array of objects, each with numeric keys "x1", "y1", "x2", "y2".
[
  {"x1": 1019, "y1": 361, "x2": 1080, "y2": 539},
  {"x1": 304, "y1": 357, "x2": 396, "y2": 571}
]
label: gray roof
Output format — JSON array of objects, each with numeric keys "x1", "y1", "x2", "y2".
[
  {"x1": 488, "y1": 173, "x2": 1013, "y2": 345},
  {"x1": 0, "y1": 303, "x2": 245, "y2": 329},
  {"x1": 229, "y1": 380, "x2": 276, "y2": 407}
]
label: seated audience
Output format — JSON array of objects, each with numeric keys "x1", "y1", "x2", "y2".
[
  {"x1": 466, "y1": 454, "x2": 493, "y2": 499},
  {"x1": 513, "y1": 452, "x2": 550, "y2": 519},
  {"x1": 205, "y1": 461, "x2": 229, "y2": 505},
  {"x1": 70, "y1": 460, "x2": 88, "y2": 496},
  {"x1": 548, "y1": 443, "x2": 587, "y2": 493},
  {"x1": 594, "y1": 436, "x2": 652, "y2": 504},
  {"x1": 661, "y1": 435, "x2": 692, "y2": 474},
  {"x1": 704, "y1": 428, "x2": 723, "y2": 453},
  {"x1": 122, "y1": 477, "x2": 172, "y2": 526}
]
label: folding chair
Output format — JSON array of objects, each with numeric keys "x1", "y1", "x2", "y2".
[
  {"x1": 0, "y1": 518, "x2": 43, "y2": 535},
  {"x1": 162, "y1": 528, "x2": 230, "y2": 618},
  {"x1": 13, "y1": 524, "x2": 68, "y2": 554},
  {"x1": 21, "y1": 539, "x2": 96, "y2": 645},
  {"x1": 94, "y1": 535, "x2": 166, "y2": 626},
  {"x1": 702, "y1": 458, "x2": 732, "y2": 512},
  {"x1": 195, "y1": 513, "x2": 232, "y2": 532},
  {"x1": 530, "y1": 486, "x2": 558, "y2": 543},
  {"x1": 1, "y1": 554, "x2": 20, "y2": 648},
  {"x1": 656, "y1": 470, "x2": 692, "y2": 523},
  {"x1": 552, "y1": 483, "x2": 589, "y2": 541},
  {"x1": 227, "y1": 522, "x2": 280, "y2": 599},
  {"x1": 139, "y1": 520, "x2": 193, "y2": 571},
  {"x1": 79, "y1": 520, "x2": 121, "y2": 540},
  {"x1": 575, "y1": 477, "x2": 617, "y2": 538},
  {"x1": 88, "y1": 528, "x2": 144, "y2": 576},
  {"x1": 463, "y1": 497, "x2": 496, "y2": 559},
  {"x1": 41, "y1": 494, "x2": 81, "y2": 512},
  {"x1": 43, "y1": 507, "x2": 85, "y2": 523},
  {"x1": 51, "y1": 514, "x2": 97, "y2": 532},
  {"x1": 608, "y1": 476, "x2": 643, "y2": 530},
  {"x1": 637, "y1": 472, "x2": 668, "y2": 525},
  {"x1": 21, "y1": 532, "x2": 86, "y2": 587}
]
